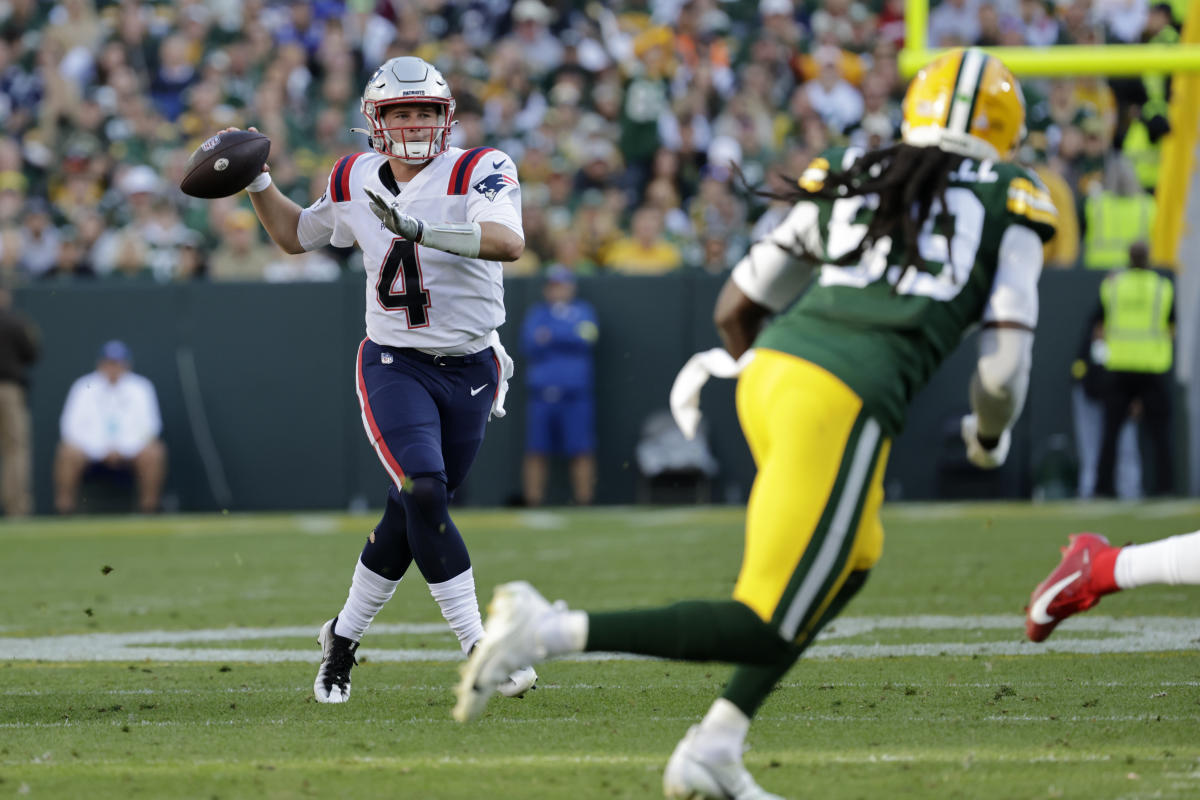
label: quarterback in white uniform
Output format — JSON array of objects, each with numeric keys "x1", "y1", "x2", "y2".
[{"x1": 238, "y1": 56, "x2": 537, "y2": 705}]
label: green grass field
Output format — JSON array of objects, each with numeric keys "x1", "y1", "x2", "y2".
[{"x1": 1, "y1": 504, "x2": 1198, "y2": 799}]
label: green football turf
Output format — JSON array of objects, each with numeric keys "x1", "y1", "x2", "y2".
[{"x1": 1, "y1": 504, "x2": 1198, "y2": 799}]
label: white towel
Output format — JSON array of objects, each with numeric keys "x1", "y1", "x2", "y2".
[
  {"x1": 669, "y1": 347, "x2": 756, "y2": 440},
  {"x1": 486, "y1": 330, "x2": 514, "y2": 420}
]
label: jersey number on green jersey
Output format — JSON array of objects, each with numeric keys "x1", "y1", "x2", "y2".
[{"x1": 820, "y1": 188, "x2": 986, "y2": 301}]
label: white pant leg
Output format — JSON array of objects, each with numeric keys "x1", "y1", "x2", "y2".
[
  {"x1": 1115, "y1": 417, "x2": 1142, "y2": 500},
  {"x1": 1072, "y1": 385, "x2": 1102, "y2": 499}
]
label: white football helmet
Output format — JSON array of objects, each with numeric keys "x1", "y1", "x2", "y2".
[{"x1": 357, "y1": 57, "x2": 455, "y2": 164}]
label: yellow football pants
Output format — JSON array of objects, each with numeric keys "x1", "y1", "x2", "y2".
[{"x1": 733, "y1": 348, "x2": 891, "y2": 644}]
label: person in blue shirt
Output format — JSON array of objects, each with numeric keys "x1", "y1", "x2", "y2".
[{"x1": 520, "y1": 265, "x2": 599, "y2": 506}]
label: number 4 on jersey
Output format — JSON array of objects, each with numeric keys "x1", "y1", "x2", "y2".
[{"x1": 376, "y1": 239, "x2": 431, "y2": 328}]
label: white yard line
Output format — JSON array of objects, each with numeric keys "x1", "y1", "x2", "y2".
[
  {"x1": 4, "y1": 679, "x2": 1199, "y2": 698},
  {"x1": 1, "y1": 616, "x2": 1196, "y2": 663},
  {"x1": 5, "y1": 713, "x2": 1200, "y2": 731}
]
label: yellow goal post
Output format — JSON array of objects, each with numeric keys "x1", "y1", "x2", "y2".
[{"x1": 899, "y1": 0, "x2": 1200, "y2": 269}]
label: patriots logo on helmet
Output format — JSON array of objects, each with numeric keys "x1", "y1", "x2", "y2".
[{"x1": 473, "y1": 173, "x2": 518, "y2": 201}]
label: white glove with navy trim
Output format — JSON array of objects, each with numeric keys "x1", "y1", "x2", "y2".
[{"x1": 960, "y1": 414, "x2": 1010, "y2": 469}]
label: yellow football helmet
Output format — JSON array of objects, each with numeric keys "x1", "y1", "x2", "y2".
[{"x1": 901, "y1": 48, "x2": 1026, "y2": 161}]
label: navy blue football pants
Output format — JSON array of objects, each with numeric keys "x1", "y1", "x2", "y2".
[{"x1": 355, "y1": 339, "x2": 500, "y2": 584}]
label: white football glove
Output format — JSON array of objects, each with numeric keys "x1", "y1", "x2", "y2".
[
  {"x1": 960, "y1": 413, "x2": 1010, "y2": 469},
  {"x1": 364, "y1": 187, "x2": 423, "y2": 242}
]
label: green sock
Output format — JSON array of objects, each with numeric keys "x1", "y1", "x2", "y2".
[
  {"x1": 585, "y1": 599, "x2": 792, "y2": 664},
  {"x1": 723, "y1": 569, "x2": 871, "y2": 717}
]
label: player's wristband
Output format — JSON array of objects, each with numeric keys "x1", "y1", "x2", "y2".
[
  {"x1": 417, "y1": 221, "x2": 482, "y2": 258},
  {"x1": 246, "y1": 172, "x2": 272, "y2": 193}
]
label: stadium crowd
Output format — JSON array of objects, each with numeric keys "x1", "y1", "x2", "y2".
[{"x1": 0, "y1": 0, "x2": 1184, "y2": 284}]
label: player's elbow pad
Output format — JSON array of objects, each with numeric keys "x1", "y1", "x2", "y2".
[{"x1": 970, "y1": 327, "x2": 1033, "y2": 437}]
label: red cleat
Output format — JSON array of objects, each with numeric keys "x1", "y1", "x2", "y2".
[{"x1": 1025, "y1": 533, "x2": 1118, "y2": 642}]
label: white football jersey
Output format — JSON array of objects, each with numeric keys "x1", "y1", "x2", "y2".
[{"x1": 297, "y1": 146, "x2": 523, "y2": 352}]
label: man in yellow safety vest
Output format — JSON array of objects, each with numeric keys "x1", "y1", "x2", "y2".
[{"x1": 1095, "y1": 241, "x2": 1175, "y2": 496}]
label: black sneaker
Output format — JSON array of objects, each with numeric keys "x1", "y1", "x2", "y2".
[{"x1": 314, "y1": 617, "x2": 359, "y2": 703}]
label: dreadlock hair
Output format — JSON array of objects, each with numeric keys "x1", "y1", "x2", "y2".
[{"x1": 759, "y1": 144, "x2": 967, "y2": 284}]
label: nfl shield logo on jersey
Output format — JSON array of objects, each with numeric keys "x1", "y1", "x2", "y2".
[
  {"x1": 381, "y1": 352, "x2": 393, "y2": 364},
  {"x1": 473, "y1": 173, "x2": 518, "y2": 202}
]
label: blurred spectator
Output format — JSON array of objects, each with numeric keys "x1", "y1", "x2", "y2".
[
  {"x1": 616, "y1": 25, "x2": 676, "y2": 197},
  {"x1": 50, "y1": 152, "x2": 104, "y2": 225},
  {"x1": 603, "y1": 207, "x2": 684, "y2": 275},
  {"x1": 0, "y1": 37, "x2": 41, "y2": 135},
  {"x1": 758, "y1": 0, "x2": 803, "y2": 47},
  {"x1": 54, "y1": 339, "x2": 166, "y2": 514},
  {"x1": 689, "y1": 172, "x2": 748, "y2": 254},
  {"x1": 877, "y1": 0, "x2": 908, "y2": 47},
  {"x1": 845, "y1": 73, "x2": 900, "y2": 148},
  {"x1": 697, "y1": 228, "x2": 737, "y2": 275},
  {"x1": 1067, "y1": 114, "x2": 1140, "y2": 200},
  {"x1": 275, "y1": 1, "x2": 330, "y2": 57},
  {"x1": 1019, "y1": 0, "x2": 1061, "y2": 46},
  {"x1": 16, "y1": 198, "x2": 59, "y2": 280},
  {"x1": 42, "y1": 226, "x2": 95, "y2": 281},
  {"x1": 96, "y1": 165, "x2": 203, "y2": 283},
  {"x1": 803, "y1": 47, "x2": 864, "y2": 134},
  {"x1": 547, "y1": 232, "x2": 600, "y2": 277},
  {"x1": 1095, "y1": 242, "x2": 1175, "y2": 497},
  {"x1": 519, "y1": 185, "x2": 557, "y2": 267},
  {"x1": 975, "y1": 4, "x2": 1007, "y2": 46},
  {"x1": 149, "y1": 34, "x2": 198, "y2": 123},
  {"x1": 1119, "y1": 2, "x2": 1177, "y2": 192},
  {"x1": 1067, "y1": 113, "x2": 1151, "y2": 270},
  {"x1": 1096, "y1": 0, "x2": 1150, "y2": 42},
  {"x1": 929, "y1": 0, "x2": 982, "y2": 46},
  {"x1": 1071, "y1": 308, "x2": 1141, "y2": 499},
  {"x1": 811, "y1": 0, "x2": 862, "y2": 46},
  {"x1": 175, "y1": 231, "x2": 207, "y2": 281},
  {"x1": 505, "y1": 1, "x2": 563, "y2": 80},
  {"x1": 642, "y1": 177, "x2": 695, "y2": 243},
  {"x1": 520, "y1": 266, "x2": 599, "y2": 507},
  {"x1": 574, "y1": 138, "x2": 623, "y2": 197},
  {"x1": 0, "y1": 287, "x2": 38, "y2": 516},
  {"x1": 209, "y1": 208, "x2": 277, "y2": 282}
]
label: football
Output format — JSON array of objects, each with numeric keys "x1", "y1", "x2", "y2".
[{"x1": 179, "y1": 130, "x2": 271, "y2": 199}]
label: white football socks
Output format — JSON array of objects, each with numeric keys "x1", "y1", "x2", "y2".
[
  {"x1": 1114, "y1": 530, "x2": 1200, "y2": 590},
  {"x1": 693, "y1": 698, "x2": 751, "y2": 758},
  {"x1": 428, "y1": 568, "x2": 485, "y2": 654},
  {"x1": 538, "y1": 608, "x2": 588, "y2": 657},
  {"x1": 334, "y1": 558, "x2": 400, "y2": 642}
]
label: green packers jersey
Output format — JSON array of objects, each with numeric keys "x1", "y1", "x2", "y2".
[{"x1": 755, "y1": 147, "x2": 1056, "y2": 436}]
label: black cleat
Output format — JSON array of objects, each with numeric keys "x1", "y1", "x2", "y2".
[{"x1": 314, "y1": 617, "x2": 359, "y2": 703}]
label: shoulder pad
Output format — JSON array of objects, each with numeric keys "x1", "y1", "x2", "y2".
[
  {"x1": 798, "y1": 147, "x2": 866, "y2": 193},
  {"x1": 447, "y1": 147, "x2": 499, "y2": 195},
  {"x1": 1005, "y1": 169, "x2": 1057, "y2": 242},
  {"x1": 329, "y1": 152, "x2": 369, "y2": 203}
]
